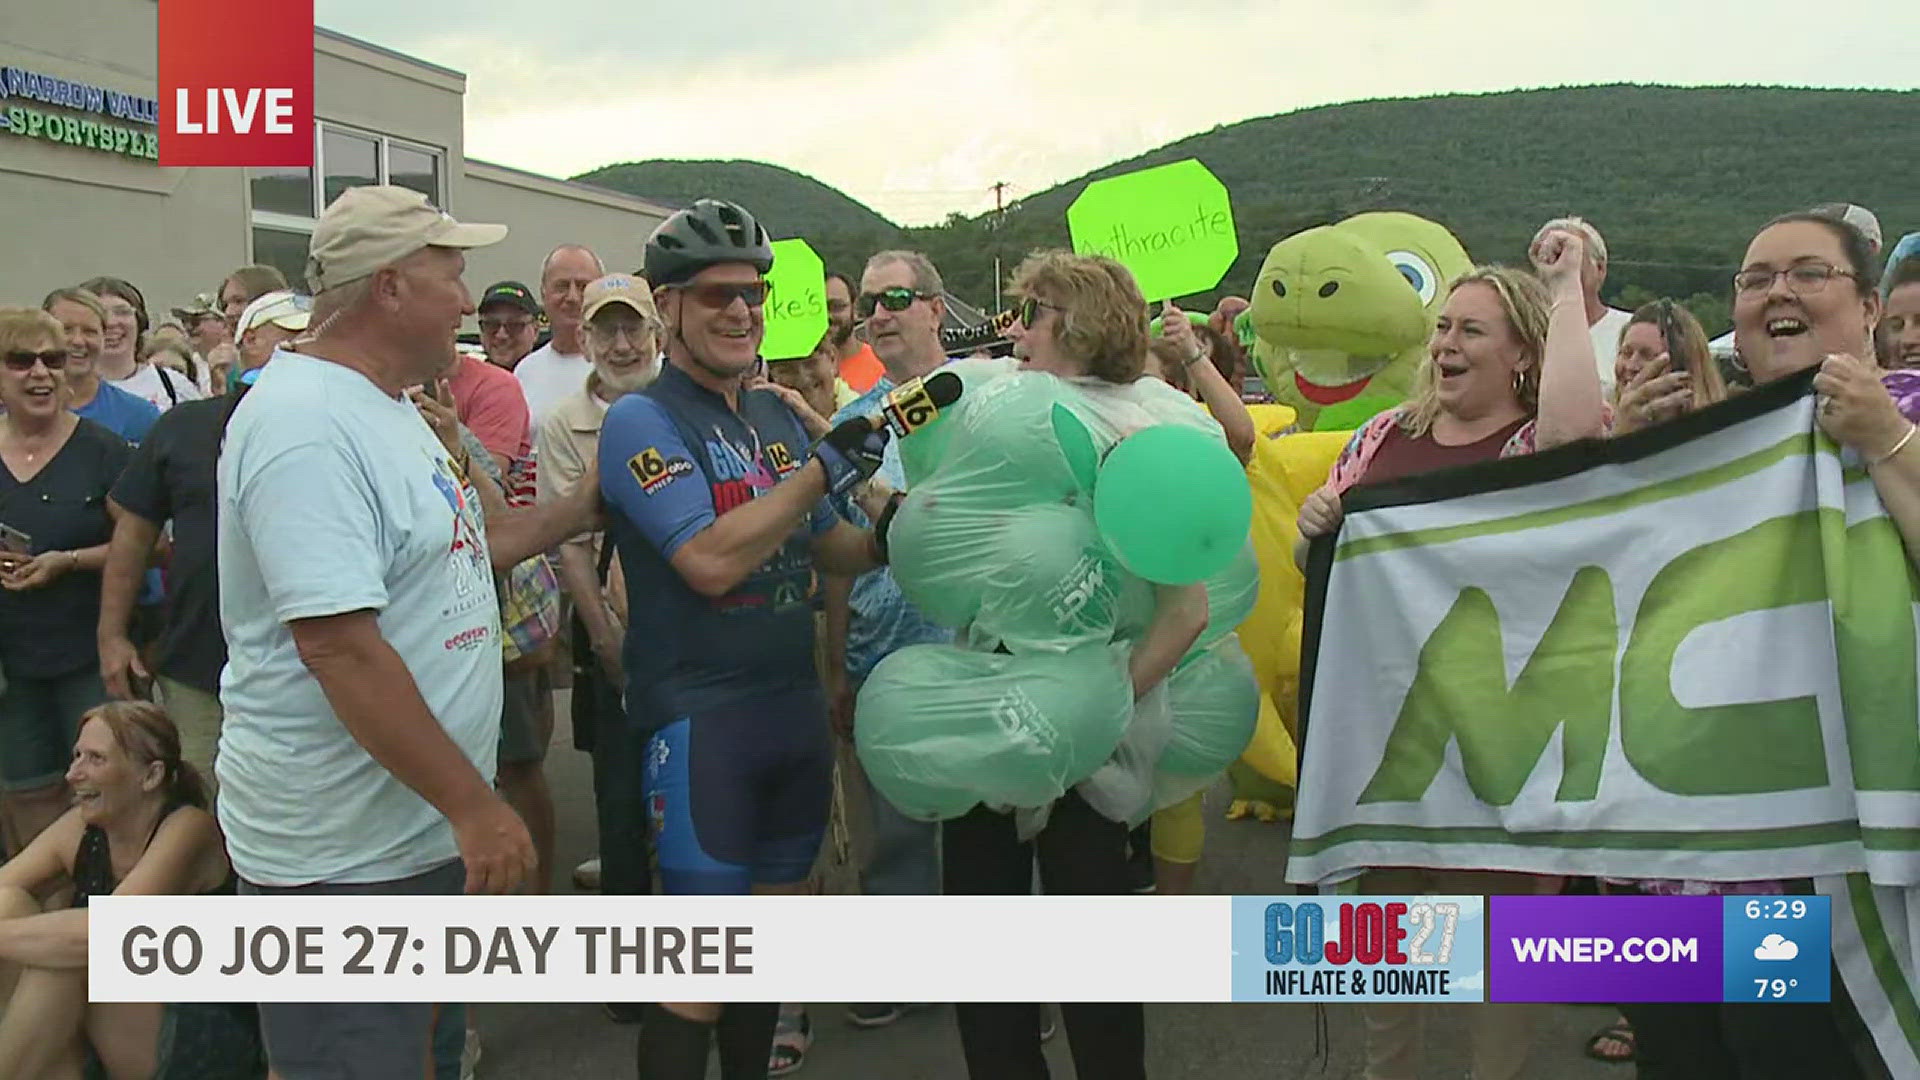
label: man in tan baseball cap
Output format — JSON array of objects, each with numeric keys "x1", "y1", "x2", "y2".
[{"x1": 218, "y1": 185, "x2": 599, "y2": 1079}]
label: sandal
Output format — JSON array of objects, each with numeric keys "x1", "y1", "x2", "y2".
[
  {"x1": 769, "y1": 1008, "x2": 812, "y2": 1077},
  {"x1": 1584, "y1": 1019, "x2": 1636, "y2": 1064}
]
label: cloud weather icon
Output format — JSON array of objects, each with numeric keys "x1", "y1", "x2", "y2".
[{"x1": 1754, "y1": 934, "x2": 1800, "y2": 961}]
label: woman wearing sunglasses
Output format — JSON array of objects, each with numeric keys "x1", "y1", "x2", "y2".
[
  {"x1": 0, "y1": 310, "x2": 131, "y2": 855},
  {"x1": 937, "y1": 250, "x2": 1209, "y2": 1080}
]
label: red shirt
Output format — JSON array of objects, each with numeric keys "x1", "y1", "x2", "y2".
[
  {"x1": 1360, "y1": 416, "x2": 1528, "y2": 486},
  {"x1": 839, "y1": 343, "x2": 886, "y2": 394},
  {"x1": 446, "y1": 355, "x2": 535, "y2": 504}
]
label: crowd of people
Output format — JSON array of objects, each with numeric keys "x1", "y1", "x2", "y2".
[{"x1": 0, "y1": 173, "x2": 1912, "y2": 1080}]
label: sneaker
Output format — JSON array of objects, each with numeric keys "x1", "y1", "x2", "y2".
[
  {"x1": 460, "y1": 1028, "x2": 482, "y2": 1080},
  {"x1": 846, "y1": 1002, "x2": 903, "y2": 1028},
  {"x1": 573, "y1": 857, "x2": 602, "y2": 891},
  {"x1": 769, "y1": 1008, "x2": 811, "y2": 1077}
]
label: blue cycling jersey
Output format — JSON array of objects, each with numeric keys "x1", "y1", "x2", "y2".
[{"x1": 597, "y1": 363, "x2": 836, "y2": 725}]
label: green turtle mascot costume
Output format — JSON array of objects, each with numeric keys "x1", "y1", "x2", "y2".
[{"x1": 1224, "y1": 211, "x2": 1473, "y2": 821}]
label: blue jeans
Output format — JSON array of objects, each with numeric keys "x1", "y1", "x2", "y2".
[
  {"x1": 856, "y1": 679, "x2": 940, "y2": 897},
  {"x1": 430, "y1": 1003, "x2": 466, "y2": 1080},
  {"x1": 0, "y1": 667, "x2": 108, "y2": 791}
]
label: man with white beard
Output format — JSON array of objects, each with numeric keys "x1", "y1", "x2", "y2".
[{"x1": 535, "y1": 275, "x2": 660, "y2": 958}]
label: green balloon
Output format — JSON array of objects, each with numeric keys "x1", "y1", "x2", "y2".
[
  {"x1": 884, "y1": 485, "x2": 993, "y2": 629},
  {"x1": 1050, "y1": 403, "x2": 1099, "y2": 495},
  {"x1": 855, "y1": 643, "x2": 1134, "y2": 820},
  {"x1": 1093, "y1": 424, "x2": 1252, "y2": 584},
  {"x1": 1158, "y1": 641, "x2": 1260, "y2": 777}
]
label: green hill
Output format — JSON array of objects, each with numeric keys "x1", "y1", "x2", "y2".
[
  {"x1": 577, "y1": 86, "x2": 1920, "y2": 336},
  {"x1": 572, "y1": 159, "x2": 903, "y2": 281}
]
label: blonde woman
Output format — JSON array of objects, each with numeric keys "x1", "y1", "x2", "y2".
[
  {"x1": 0, "y1": 309, "x2": 131, "y2": 853},
  {"x1": 1295, "y1": 233, "x2": 1608, "y2": 1080}
]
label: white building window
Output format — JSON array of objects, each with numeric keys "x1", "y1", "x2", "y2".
[{"x1": 248, "y1": 122, "x2": 445, "y2": 288}]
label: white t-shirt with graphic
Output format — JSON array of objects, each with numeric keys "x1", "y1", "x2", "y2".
[
  {"x1": 111, "y1": 362, "x2": 204, "y2": 413},
  {"x1": 215, "y1": 351, "x2": 501, "y2": 886},
  {"x1": 514, "y1": 342, "x2": 591, "y2": 427}
]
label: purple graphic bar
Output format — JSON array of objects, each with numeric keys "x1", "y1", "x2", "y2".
[{"x1": 1488, "y1": 896, "x2": 1724, "y2": 1003}]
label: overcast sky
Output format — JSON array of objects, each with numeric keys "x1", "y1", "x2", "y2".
[{"x1": 314, "y1": 0, "x2": 1919, "y2": 225}]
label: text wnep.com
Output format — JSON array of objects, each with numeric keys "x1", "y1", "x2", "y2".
[{"x1": 1509, "y1": 935, "x2": 1700, "y2": 964}]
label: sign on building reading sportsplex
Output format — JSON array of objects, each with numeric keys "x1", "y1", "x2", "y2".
[{"x1": 0, "y1": 66, "x2": 161, "y2": 161}]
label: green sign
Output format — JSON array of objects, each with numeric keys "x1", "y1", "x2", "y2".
[
  {"x1": 1066, "y1": 159, "x2": 1236, "y2": 302},
  {"x1": 1, "y1": 66, "x2": 159, "y2": 162},
  {"x1": 761, "y1": 238, "x2": 827, "y2": 361},
  {"x1": 3, "y1": 105, "x2": 158, "y2": 160}
]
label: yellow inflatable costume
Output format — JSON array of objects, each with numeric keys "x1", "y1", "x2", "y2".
[{"x1": 1226, "y1": 212, "x2": 1474, "y2": 819}]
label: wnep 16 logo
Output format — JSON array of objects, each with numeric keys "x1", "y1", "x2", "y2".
[{"x1": 1229, "y1": 896, "x2": 1487, "y2": 1003}]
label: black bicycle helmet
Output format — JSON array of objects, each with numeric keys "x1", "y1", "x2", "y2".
[{"x1": 644, "y1": 198, "x2": 775, "y2": 288}]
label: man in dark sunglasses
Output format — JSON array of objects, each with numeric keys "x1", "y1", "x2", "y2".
[
  {"x1": 821, "y1": 249, "x2": 970, "y2": 1031},
  {"x1": 599, "y1": 198, "x2": 889, "y2": 1080}
]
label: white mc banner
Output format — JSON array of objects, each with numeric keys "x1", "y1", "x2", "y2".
[{"x1": 1287, "y1": 372, "x2": 1920, "y2": 1074}]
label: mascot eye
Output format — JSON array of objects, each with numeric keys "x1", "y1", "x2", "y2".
[
  {"x1": 1386, "y1": 250, "x2": 1439, "y2": 306},
  {"x1": 1270, "y1": 278, "x2": 1287, "y2": 299}
]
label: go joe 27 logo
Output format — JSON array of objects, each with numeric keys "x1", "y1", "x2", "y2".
[{"x1": 1229, "y1": 896, "x2": 1486, "y2": 1003}]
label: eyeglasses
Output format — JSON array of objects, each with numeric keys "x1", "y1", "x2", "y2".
[
  {"x1": 1732, "y1": 263, "x2": 1858, "y2": 297},
  {"x1": 1019, "y1": 296, "x2": 1064, "y2": 329},
  {"x1": 588, "y1": 320, "x2": 656, "y2": 345},
  {"x1": 672, "y1": 281, "x2": 771, "y2": 309},
  {"x1": 855, "y1": 287, "x2": 937, "y2": 318},
  {"x1": 3, "y1": 350, "x2": 69, "y2": 372},
  {"x1": 479, "y1": 317, "x2": 534, "y2": 335}
]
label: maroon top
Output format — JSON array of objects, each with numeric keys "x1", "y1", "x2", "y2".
[{"x1": 1358, "y1": 416, "x2": 1530, "y2": 487}]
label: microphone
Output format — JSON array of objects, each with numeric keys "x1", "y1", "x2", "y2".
[{"x1": 866, "y1": 370, "x2": 963, "y2": 439}]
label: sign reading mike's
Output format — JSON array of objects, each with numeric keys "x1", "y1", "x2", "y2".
[
  {"x1": 158, "y1": 0, "x2": 314, "y2": 167},
  {"x1": 0, "y1": 67, "x2": 161, "y2": 161}
]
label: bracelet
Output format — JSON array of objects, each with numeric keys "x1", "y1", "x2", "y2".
[
  {"x1": 65, "y1": 550, "x2": 79, "y2": 571},
  {"x1": 1872, "y1": 422, "x2": 1919, "y2": 466}
]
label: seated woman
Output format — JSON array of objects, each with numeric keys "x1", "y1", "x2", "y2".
[{"x1": 0, "y1": 701, "x2": 260, "y2": 1079}]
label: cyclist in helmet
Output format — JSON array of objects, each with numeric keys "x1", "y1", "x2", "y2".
[{"x1": 598, "y1": 198, "x2": 890, "y2": 1079}]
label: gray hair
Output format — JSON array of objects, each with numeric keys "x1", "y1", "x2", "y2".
[
  {"x1": 1532, "y1": 216, "x2": 1608, "y2": 266},
  {"x1": 864, "y1": 250, "x2": 944, "y2": 296},
  {"x1": 541, "y1": 244, "x2": 605, "y2": 285}
]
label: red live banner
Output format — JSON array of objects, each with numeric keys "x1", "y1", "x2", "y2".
[{"x1": 157, "y1": 0, "x2": 313, "y2": 167}]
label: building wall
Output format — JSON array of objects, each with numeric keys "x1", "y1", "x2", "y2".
[
  {"x1": 0, "y1": 0, "x2": 245, "y2": 308},
  {"x1": 460, "y1": 162, "x2": 666, "y2": 288},
  {"x1": 2, "y1": 0, "x2": 669, "y2": 321}
]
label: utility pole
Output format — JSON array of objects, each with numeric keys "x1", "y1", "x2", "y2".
[{"x1": 989, "y1": 181, "x2": 1010, "y2": 307}]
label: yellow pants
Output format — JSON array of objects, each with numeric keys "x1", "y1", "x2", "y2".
[{"x1": 1149, "y1": 791, "x2": 1205, "y2": 864}]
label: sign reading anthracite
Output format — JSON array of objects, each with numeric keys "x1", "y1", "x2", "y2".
[{"x1": 0, "y1": 66, "x2": 161, "y2": 161}]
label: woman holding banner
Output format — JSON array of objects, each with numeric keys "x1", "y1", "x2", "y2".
[
  {"x1": 1605, "y1": 209, "x2": 1919, "y2": 1080},
  {"x1": 1295, "y1": 232, "x2": 1607, "y2": 1080}
]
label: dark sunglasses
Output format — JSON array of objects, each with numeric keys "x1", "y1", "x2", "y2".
[
  {"x1": 3, "y1": 350, "x2": 68, "y2": 372},
  {"x1": 1018, "y1": 296, "x2": 1063, "y2": 329},
  {"x1": 856, "y1": 287, "x2": 936, "y2": 318},
  {"x1": 674, "y1": 281, "x2": 771, "y2": 309}
]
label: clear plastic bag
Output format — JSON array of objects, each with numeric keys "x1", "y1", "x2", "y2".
[{"x1": 854, "y1": 642, "x2": 1134, "y2": 821}]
